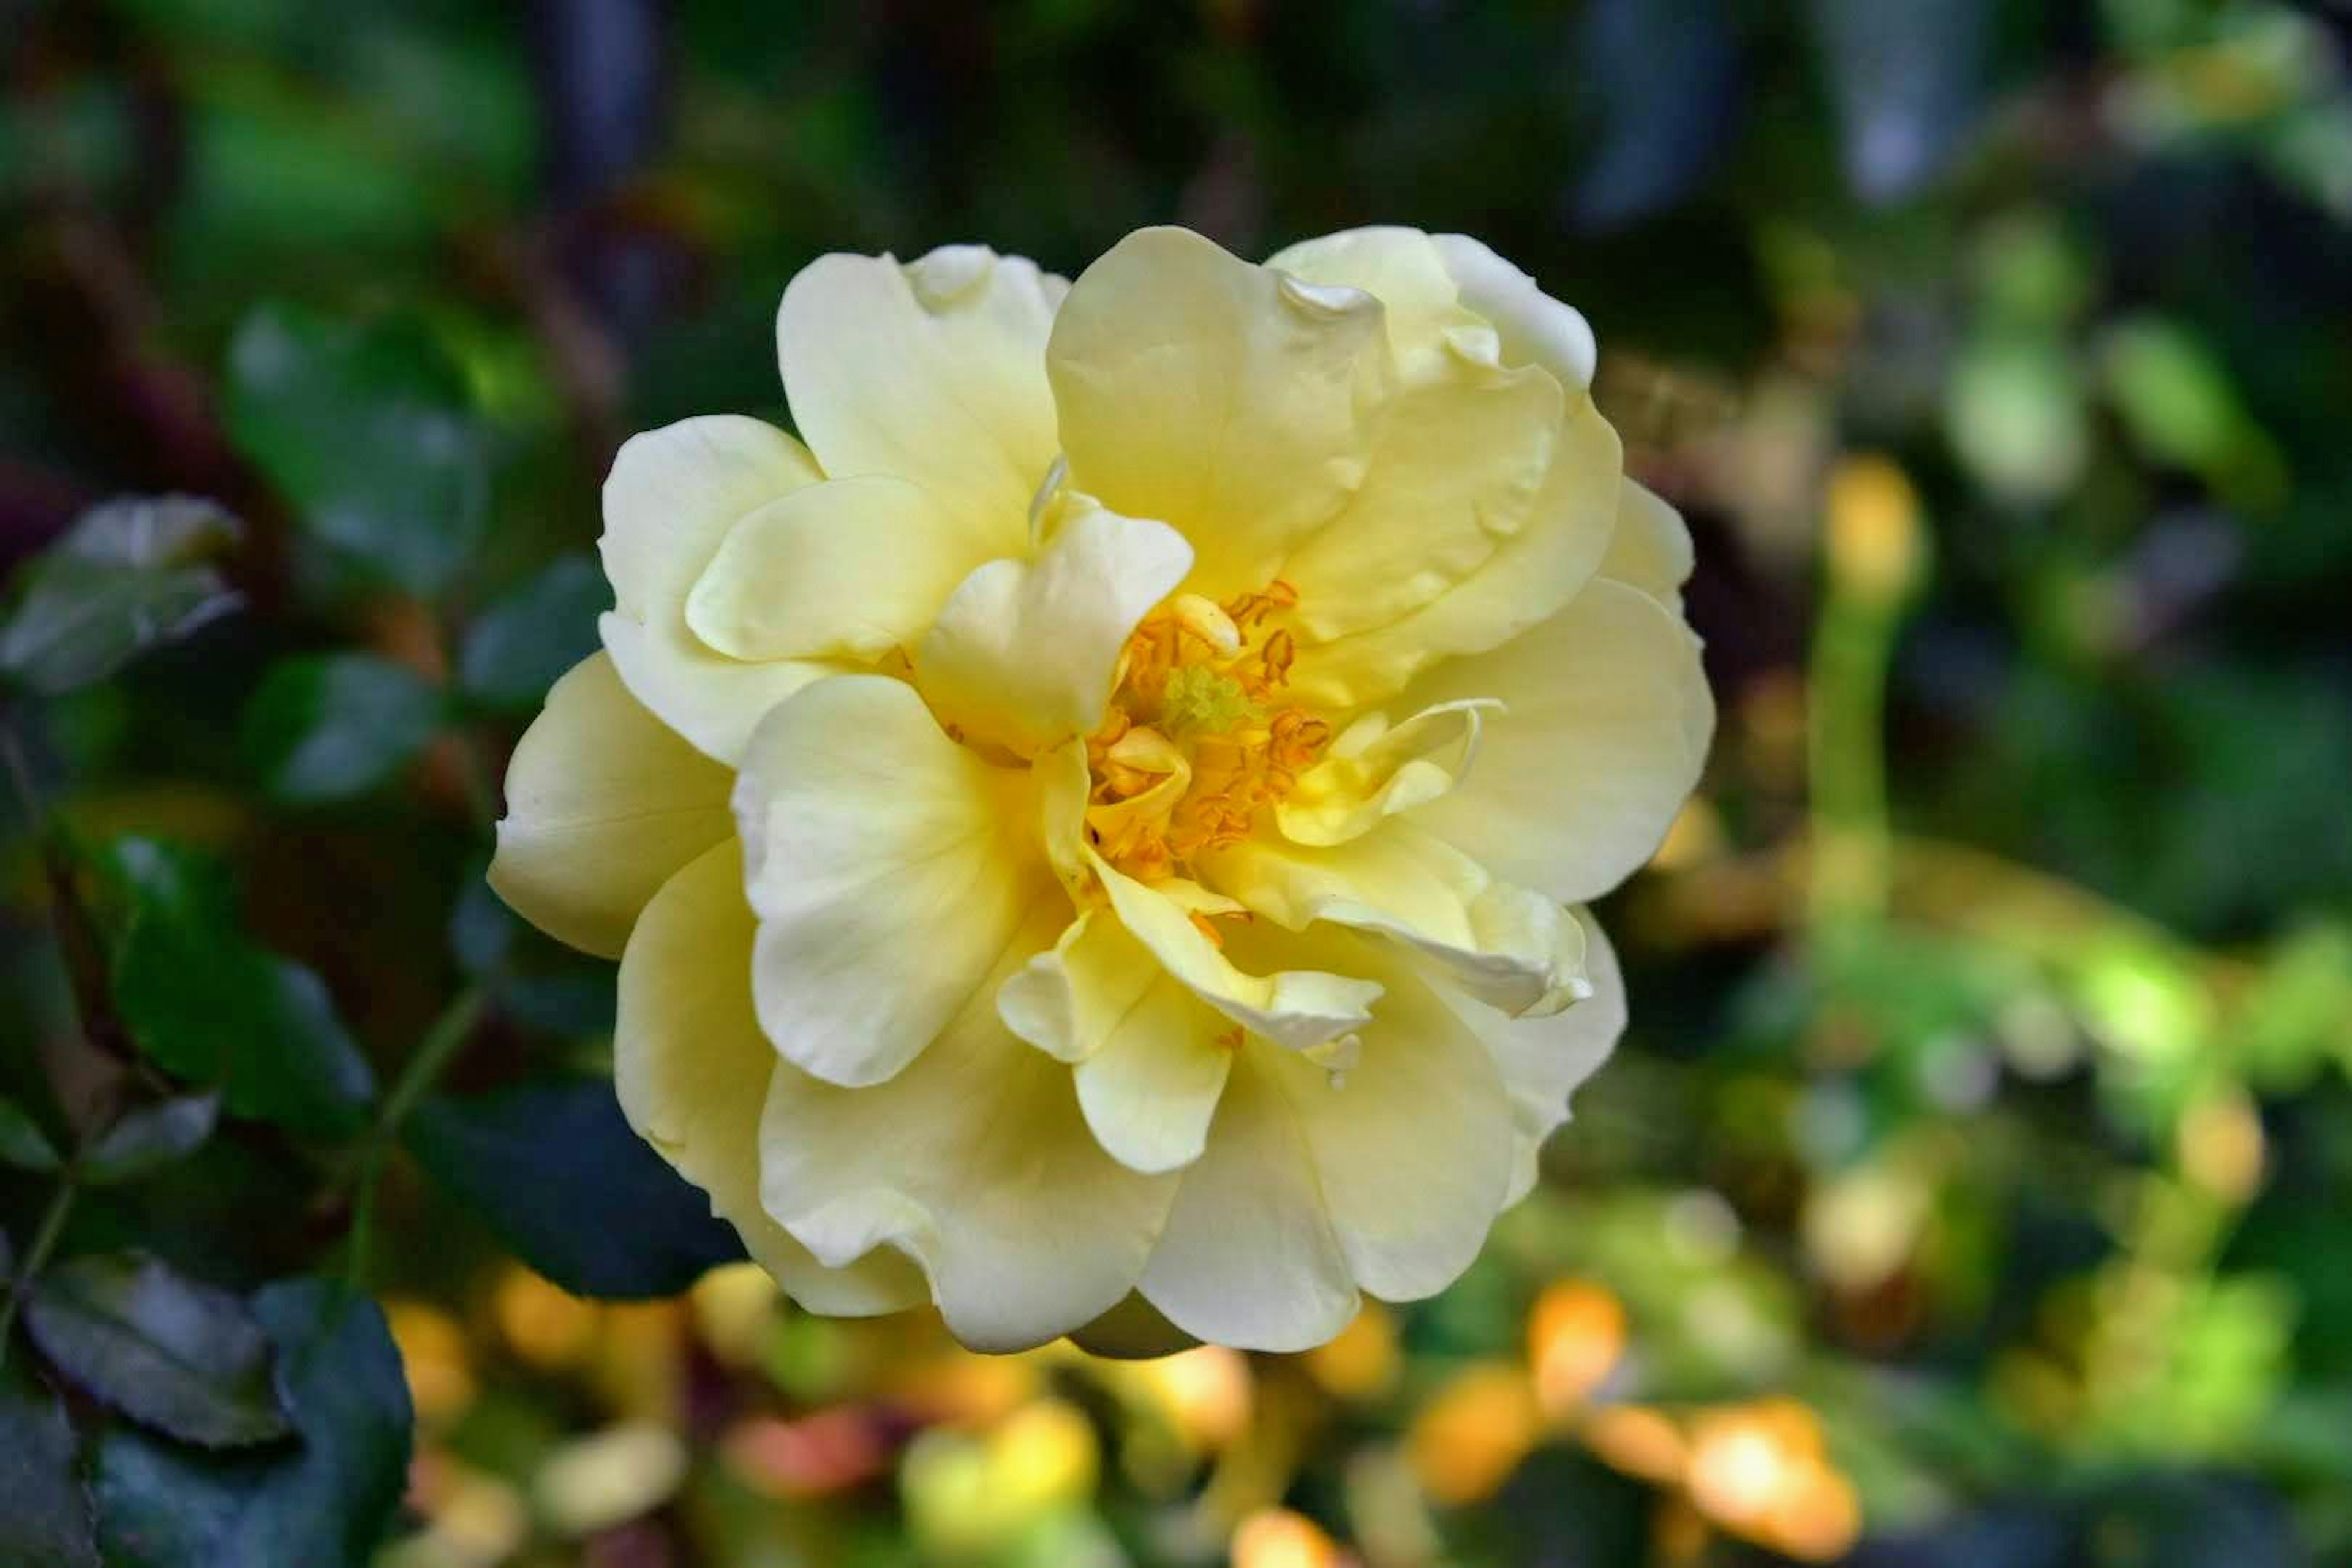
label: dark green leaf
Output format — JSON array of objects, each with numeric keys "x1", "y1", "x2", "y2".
[
  {"x1": 0, "y1": 1360, "x2": 99, "y2": 1568},
  {"x1": 407, "y1": 1073, "x2": 744, "y2": 1298},
  {"x1": 457, "y1": 554, "x2": 606, "y2": 712},
  {"x1": 104, "y1": 838, "x2": 376, "y2": 1137},
  {"x1": 79, "y1": 1094, "x2": 221, "y2": 1186},
  {"x1": 224, "y1": 303, "x2": 490, "y2": 597},
  {"x1": 241, "y1": 652, "x2": 443, "y2": 806},
  {"x1": 0, "y1": 1095, "x2": 62, "y2": 1172},
  {"x1": 92, "y1": 1279, "x2": 413, "y2": 1565},
  {"x1": 0, "y1": 497, "x2": 242, "y2": 695},
  {"x1": 21, "y1": 1253, "x2": 292, "y2": 1447}
]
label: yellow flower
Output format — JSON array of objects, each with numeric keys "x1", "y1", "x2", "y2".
[{"x1": 489, "y1": 227, "x2": 1712, "y2": 1354}]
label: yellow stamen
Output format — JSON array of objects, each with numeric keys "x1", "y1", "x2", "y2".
[{"x1": 1084, "y1": 579, "x2": 1329, "y2": 884}]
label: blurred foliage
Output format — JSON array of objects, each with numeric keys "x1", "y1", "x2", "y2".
[{"x1": 4, "y1": 0, "x2": 2351, "y2": 1563}]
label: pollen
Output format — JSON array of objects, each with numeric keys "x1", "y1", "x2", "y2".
[{"x1": 1085, "y1": 579, "x2": 1331, "y2": 884}]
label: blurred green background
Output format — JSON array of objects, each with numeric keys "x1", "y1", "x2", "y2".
[{"x1": 4, "y1": 1, "x2": 2351, "y2": 1564}]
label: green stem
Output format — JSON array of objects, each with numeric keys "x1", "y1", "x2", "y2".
[
  {"x1": 1, "y1": 1170, "x2": 78, "y2": 1365},
  {"x1": 343, "y1": 984, "x2": 486, "y2": 1289}
]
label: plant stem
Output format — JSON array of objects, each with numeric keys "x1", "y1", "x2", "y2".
[
  {"x1": 342, "y1": 984, "x2": 487, "y2": 1289},
  {"x1": 0, "y1": 1168, "x2": 78, "y2": 1365}
]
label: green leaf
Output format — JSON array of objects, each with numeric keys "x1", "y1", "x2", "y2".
[
  {"x1": 21, "y1": 1253, "x2": 293, "y2": 1447},
  {"x1": 79, "y1": 1094, "x2": 221, "y2": 1186},
  {"x1": 91, "y1": 1280, "x2": 413, "y2": 1565},
  {"x1": 104, "y1": 837, "x2": 376, "y2": 1137},
  {"x1": 0, "y1": 1095, "x2": 62, "y2": 1172},
  {"x1": 0, "y1": 1360, "x2": 99, "y2": 1568},
  {"x1": 407, "y1": 1074, "x2": 744, "y2": 1298},
  {"x1": 242, "y1": 652, "x2": 443, "y2": 807},
  {"x1": 224, "y1": 303, "x2": 490, "y2": 597},
  {"x1": 0, "y1": 497, "x2": 242, "y2": 695},
  {"x1": 457, "y1": 554, "x2": 606, "y2": 712}
]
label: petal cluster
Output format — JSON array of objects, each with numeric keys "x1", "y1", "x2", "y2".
[{"x1": 491, "y1": 226, "x2": 1712, "y2": 1354}]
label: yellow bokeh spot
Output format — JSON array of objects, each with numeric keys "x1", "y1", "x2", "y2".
[
  {"x1": 1823, "y1": 452, "x2": 1922, "y2": 605},
  {"x1": 1303, "y1": 1303, "x2": 1400, "y2": 1402},
  {"x1": 2178, "y1": 1091, "x2": 2266, "y2": 1202},
  {"x1": 1528, "y1": 1279, "x2": 1627, "y2": 1418},
  {"x1": 1407, "y1": 1362, "x2": 1542, "y2": 1507},
  {"x1": 1583, "y1": 1403, "x2": 1687, "y2": 1484},
  {"x1": 384, "y1": 1298, "x2": 474, "y2": 1427},
  {"x1": 1133, "y1": 1344, "x2": 1255, "y2": 1447},
  {"x1": 1232, "y1": 1507, "x2": 1341, "y2": 1568},
  {"x1": 688, "y1": 1261, "x2": 781, "y2": 1370},
  {"x1": 491, "y1": 1267, "x2": 598, "y2": 1371}
]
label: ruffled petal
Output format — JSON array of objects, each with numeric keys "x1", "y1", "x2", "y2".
[
  {"x1": 489, "y1": 652, "x2": 734, "y2": 959},
  {"x1": 759, "y1": 902, "x2": 1180, "y2": 1353},
  {"x1": 916, "y1": 499, "x2": 1193, "y2": 756},
  {"x1": 1265, "y1": 226, "x2": 1475, "y2": 371},
  {"x1": 734, "y1": 674, "x2": 1049, "y2": 1087},
  {"x1": 996, "y1": 907, "x2": 1159, "y2": 1064},
  {"x1": 684, "y1": 474, "x2": 1003, "y2": 663},
  {"x1": 1446, "y1": 905, "x2": 1626, "y2": 1204},
  {"x1": 1275, "y1": 699, "x2": 1498, "y2": 848},
  {"x1": 1091, "y1": 852, "x2": 1381, "y2": 1058},
  {"x1": 777, "y1": 246, "x2": 1062, "y2": 552},
  {"x1": 1399, "y1": 577, "x2": 1713, "y2": 905},
  {"x1": 1428, "y1": 232, "x2": 1598, "y2": 391},
  {"x1": 1601, "y1": 478, "x2": 1695, "y2": 611},
  {"x1": 615, "y1": 839, "x2": 925, "y2": 1314},
  {"x1": 1204, "y1": 820, "x2": 1586, "y2": 1016},
  {"x1": 1136, "y1": 1041, "x2": 1359, "y2": 1352},
  {"x1": 598, "y1": 415, "x2": 837, "y2": 763},
  {"x1": 1286, "y1": 390, "x2": 1623, "y2": 712},
  {"x1": 1048, "y1": 227, "x2": 1392, "y2": 600},
  {"x1": 1071, "y1": 970, "x2": 1232, "y2": 1174}
]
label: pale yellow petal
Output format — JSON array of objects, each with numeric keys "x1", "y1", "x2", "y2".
[
  {"x1": 1090, "y1": 851, "x2": 1381, "y2": 1056},
  {"x1": 916, "y1": 498, "x2": 1192, "y2": 756},
  {"x1": 1428, "y1": 232, "x2": 1598, "y2": 390},
  {"x1": 1275, "y1": 345, "x2": 1562, "y2": 644},
  {"x1": 1204, "y1": 820, "x2": 1586, "y2": 1016},
  {"x1": 1401, "y1": 578, "x2": 1713, "y2": 904},
  {"x1": 1446, "y1": 906, "x2": 1626, "y2": 1204},
  {"x1": 776, "y1": 246, "x2": 1061, "y2": 552},
  {"x1": 734, "y1": 674, "x2": 1048, "y2": 1087},
  {"x1": 599, "y1": 415, "x2": 836, "y2": 763},
  {"x1": 1048, "y1": 227, "x2": 1391, "y2": 600},
  {"x1": 1137, "y1": 1042, "x2": 1359, "y2": 1352},
  {"x1": 615, "y1": 840, "x2": 924, "y2": 1314},
  {"x1": 489, "y1": 652, "x2": 733, "y2": 959},
  {"x1": 996, "y1": 907, "x2": 1160, "y2": 1064},
  {"x1": 1253, "y1": 932, "x2": 1516, "y2": 1300},
  {"x1": 1071, "y1": 973, "x2": 1233, "y2": 1174},
  {"x1": 1286, "y1": 390, "x2": 1623, "y2": 711},
  {"x1": 1275, "y1": 699, "x2": 1498, "y2": 848},
  {"x1": 1265, "y1": 226, "x2": 1471, "y2": 368},
  {"x1": 1601, "y1": 478, "x2": 1695, "y2": 610},
  {"x1": 760, "y1": 902, "x2": 1179, "y2": 1353},
  {"x1": 684, "y1": 475, "x2": 1001, "y2": 663}
]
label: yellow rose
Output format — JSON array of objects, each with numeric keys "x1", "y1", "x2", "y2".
[{"x1": 489, "y1": 227, "x2": 1711, "y2": 1354}]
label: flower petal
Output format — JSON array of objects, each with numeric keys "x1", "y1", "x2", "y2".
[
  {"x1": 1286, "y1": 389, "x2": 1623, "y2": 711},
  {"x1": 760, "y1": 902, "x2": 1179, "y2": 1353},
  {"x1": 1137, "y1": 1041, "x2": 1359, "y2": 1352},
  {"x1": 489, "y1": 652, "x2": 734, "y2": 959},
  {"x1": 1048, "y1": 227, "x2": 1392, "y2": 600},
  {"x1": 1071, "y1": 970, "x2": 1233, "y2": 1174},
  {"x1": 1399, "y1": 577, "x2": 1713, "y2": 904},
  {"x1": 684, "y1": 475, "x2": 1002, "y2": 663},
  {"x1": 1601, "y1": 477, "x2": 1696, "y2": 611},
  {"x1": 1274, "y1": 699, "x2": 1499, "y2": 848},
  {"x1": 599, "y1": 415, "x2": 837, "y2": 763},
  {"x1": 615, "y1": 839, "x2": 925, "y2": 1314},
  {"x1": 1256, "y1": 932, "x2": 1517, "y2": 1300},
  {"x1": 1446, "y1": 906, "x2": 1626, "y2": 1204},
  {"x1": 777, "y1": 246, "x2": 1062, "y2": 552},
  {"x1": 1274, "y1": 344, "x2": 1563, "y2": 645},
  {"x1": 1428, "y1": 232, "x2": 1598, "y2": 390},
  {"x1": 1205, "y1": 820, "x2": 1586, "y2": 1016},
  {"x1": 916, "y1": 499, "x2": 1193, "y2": 756},
  {"x1": 734, "y1": 674, "x2": 1049, "y2": 1087},
  {"x1": 996, "y1": 907, "x2": 1159, "y2": 1064},
  {"x1": 1266, "y1": 226, "x2": 1474, "y2": 370},
  {"x1": 1090, "y1": 851, "x2": 1381, "y2": 1057}
]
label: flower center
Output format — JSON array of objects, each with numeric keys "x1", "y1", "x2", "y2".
[{"x1": 1084, "y1": 580, "x2": 1331, "y2": 898}]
